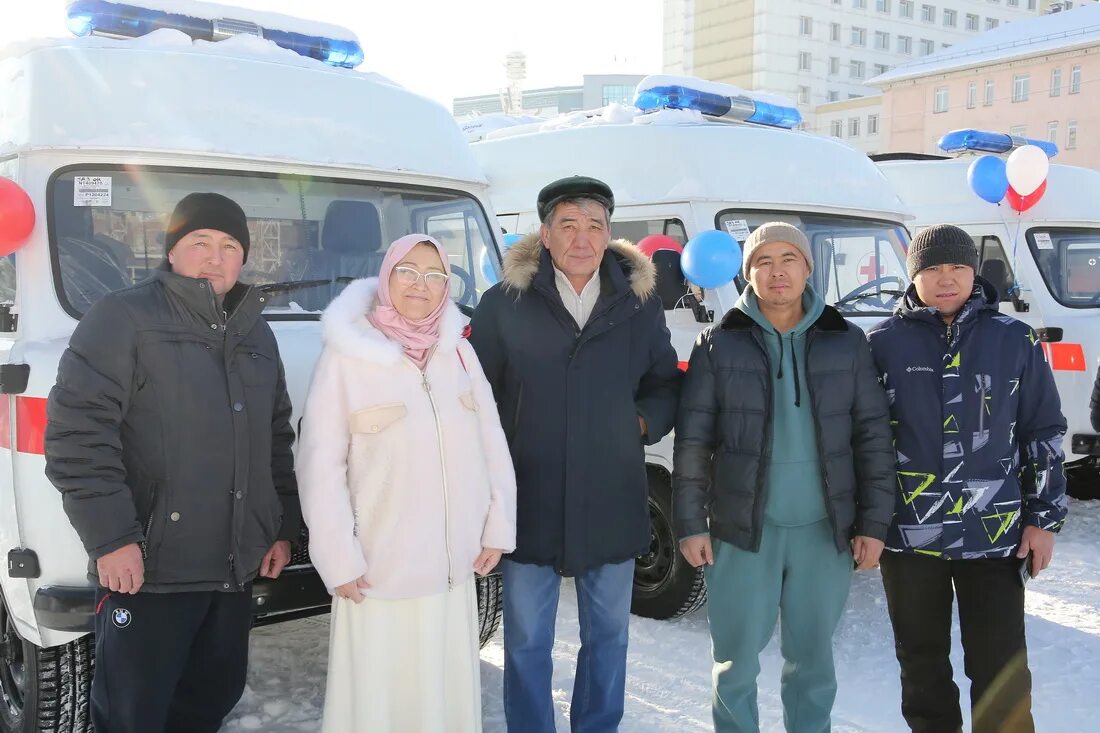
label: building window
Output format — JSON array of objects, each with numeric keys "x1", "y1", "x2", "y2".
[
  {"x1": 944, "y1": 8, "x2": 957, "y2": 26},
  {"x1": 874, "y1": 63, "x2": 890, "y2": 75},
  {"x1": 934, "y1": 86, "x2": 949, "y2": 113},
  {"x1": 1008, "y1": 0, "x2": 1018, "y2": 6},
  {"x1": 850, "y1": 60, "x2": 866, "y2": 79},
  {"x1": 986, "y1": 18, "x2": 1000, "y2": 30},
  {"x1": 799, "y1": 51, "x2": 813, "y2": 71},
  {"x1": 852, "y1": 27, "x2": 867, "y2": 46},
  {"x1": 828, "y1": 90, "x2": 841, "y2": 102},
  {"x1": 849, "y1": 117, "x2": 861, "y2": 137},
  {"x1": 800, "y1": 16, "x2": 813, "y2": 36},
  {"x1": 831, "y1": 119, "x2": 843, "y2": 138},
  {"x1": 877, "y1": 0, "x2": 892, "y2": 11},
  {"x1": 1067, "y1": 120, "x2": 1077, "y2": 149},
  {"x1": 1070, "y1": 64, "x2": 1081, "y2": 94},
  {"x1": 1051, "y1": 67, "x2": 1062, "y2": 97},
  {"x1": 601, "y1": 85, "x2": 635, "y2": 105},
  {"x1": 875, "y1": 31, "x2": 890, "y2": 50},
  {"x1": 900, "y1": 0, "x2": 914, "y2": 18},
  {"x1": 831, "y1": 22, "x2": 842, "y2": 42},
  {"x1": 1028, "y1": 0, "x2": 1037, "y2": 8},
  {"x1": 1010, "y1": 125, "x2": 1027, "y2": 137},
  {"x1": 967, "y1": 81, "x2": 977, "y2": 108},
  {"x1": 798, "y1": 85, "x2": 811, "y2": 105},
  {"x1": 853, "y1": 0, "x2": 867, "y2": 8},
  {"x1": 920, "y1": 39, "x2": 935, "y2": 56},
  {"x1": 966, "y1": 13, "x2": 979, "y2": 30},
  {"x1": 829, "y1": 56, "x2": 841, "y2": 75},
  {"x1": 1047, "y1": 121, "x2": 1058, "y2": 144},
  {"x1": 1012, "y1": 73, "x2": 1030, "y2": 102},
  {"x1": 898, "y1": 35, "x2": 912, "y2": 54},
  {"x1": 922, "y1": 4, "x2": 936, "y2": 22},
  {"x1": 868, "y1": 114, "x2": 880, "y2": 135},
  {"x1": 985, "y1": 79, "x2": 995, "y2": 106}
]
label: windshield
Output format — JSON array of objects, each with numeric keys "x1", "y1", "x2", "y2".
[
  {"x1": 49, "y1": 166, "x2": 499, "y2": 318},
  {"x1": 715, "y1": 211, "x2": 910, "y2": 316},
  {"x1": 1026, "y1": 228, "x2": 1100, "y2": 309}
]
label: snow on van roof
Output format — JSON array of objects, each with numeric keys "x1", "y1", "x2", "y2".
[
  {"x1": 868, "y1": 3, "x2": 1100, "y2": 85},
  {"x1": 0, "y1": 31, "x2": 483, "y2": 184},
  {"x1": 75, "y1": 0, "x2": 358, "y2": 41}
]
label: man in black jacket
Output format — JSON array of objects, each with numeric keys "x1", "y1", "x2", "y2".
[
  {"x1": 469, "y1": 176, "x2": 680, "y2": 732},
  {"x1": 674, "y1": 223, "x2": 895, "y2": 732},
  {"x1": 45, "y1": 193, "x2": 300, "y2": 733}
]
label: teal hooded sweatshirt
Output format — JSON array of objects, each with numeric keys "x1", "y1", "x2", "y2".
[{"x1": 735, "y1": 284, "x2": 829, "y2": 526}]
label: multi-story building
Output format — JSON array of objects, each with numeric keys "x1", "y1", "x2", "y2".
[
  {"x1": 868, "y1": 2, "x2": 1100, "y2": 165},
  {"x1": 453, "y1": 74, "x2": 646, "y2": 118},
  {"x1": 662, "y1": 0, "x2": 1043, "y2": 137}
]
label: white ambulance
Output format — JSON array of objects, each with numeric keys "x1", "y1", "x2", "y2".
[
  {"x1": 876, "y1": 130, "x2": 1100, "y2": 499},
  {"x1": 0, "y1": 3, "x2": 503, "y2": 731},
  {"x1": 470, "y1": 75, "x2": 914, "y2": 621}
]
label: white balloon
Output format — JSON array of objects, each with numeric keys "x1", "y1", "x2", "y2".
[{"x1": 1005, "y1": 145, "x2": 1050, "y2": 197}]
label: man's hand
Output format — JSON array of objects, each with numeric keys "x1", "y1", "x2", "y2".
[
  {"x1": 1017, "y1": 525, "x2": 1056, "y2": 578},
  {"x1": 97, "y1": 543, "x2": 145, "y2": 594},
  {"x1": 851, "y1": 536, "x2": 885, "y2": 571},
  {"x1": 259, "y1": 540, "x2": 291, "y2": 579},
  {"x1": 474, "y1": 548, "x2": 504, "y2": 576},
  {"x1": 334, "y1": 574, "x2": 371, "y2": 603},
  {"x1": 680, "y1": 535, "x2": 714, "y2": 568}
]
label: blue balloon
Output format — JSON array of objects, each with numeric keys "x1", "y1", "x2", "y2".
[
  {"x1": 480, "y1": 247, "x2": 498, "y2": 285},
  {"x1": 501, "y1": 233, "x2": 523, "y2": 250},
  {"x1": 967, "y1": 155, "x2": 1009, "y2": 204},
  {"x1": 681, "y1": 230, "x2": 742, "y2": 289}
]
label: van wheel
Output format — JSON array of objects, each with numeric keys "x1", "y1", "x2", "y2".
[
  {"x1": 475, "y1": 573, "x2": 503, "y2": 648},
  {"x1": 631, "y1": 469, "x2": 707, "y2": 620},
  {"x1": 0, "y1": 594, "x2": 94, "y2": 733}
]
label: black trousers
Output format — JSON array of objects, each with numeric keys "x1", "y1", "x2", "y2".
[
  {"x1": 91, "y1": 586, "x2": 252, "y2": 733},
  {"x1": 880, "y1": 552, "x2": 1033, "y2": 733}
]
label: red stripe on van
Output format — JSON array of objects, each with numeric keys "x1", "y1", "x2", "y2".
[
  {"x1": 0, "y1": 395, "x2": 10, "y2": 449},
  {"x1": 1041, "y1": 343, "x2": 1087, "y2": 372},
  {"x1": 15, "y1": 396, "x2": 48, "y2": 455}
]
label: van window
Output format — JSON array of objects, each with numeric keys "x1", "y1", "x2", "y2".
[
  {"x1": 1027, "y1": 228, "x2": 1100, "y2": 308},
  {"x1": 610, "y1": 218, "x2": 688, "y2": 245},
  {"x1": 716, "y1": 211, "x2": 909, "y2": 315},
  {"x1": 976, "y1": 236, "x2": 1015, "y2": 302},
  {"x1": 48, "y1": 167, "x2": 499, "y2": 318},
  {"x1": 0, "y1": 255, "x2": 14, "y2": 305}
]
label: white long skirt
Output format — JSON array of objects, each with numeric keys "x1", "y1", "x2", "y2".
[{"x1": 319, "y1": 577, "x2": 482, "y2": 733}]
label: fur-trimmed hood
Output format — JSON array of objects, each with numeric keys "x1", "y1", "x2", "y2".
[
  {"x1": 501, "y1": 233, "x2": 657, "y2": 301},
  {"x1": 320, "y1": 278, "x2": 464, "y2": 363}
]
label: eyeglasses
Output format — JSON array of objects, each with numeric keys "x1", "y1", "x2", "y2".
[{"x1": 393, "y1": 265, "x2": 450, "y2": 290}]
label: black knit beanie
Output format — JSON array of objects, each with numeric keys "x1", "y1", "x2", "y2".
[
  {"x1": 907, "y1": 224, "x2": 978, "y2": 279},
  {"x1": 165, "y1": 193, "x2": 251, "y2": 263}
]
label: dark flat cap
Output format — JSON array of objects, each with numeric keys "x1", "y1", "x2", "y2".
[{"x1": 536, "y1": 176, "x2": 615, "y2": 222}]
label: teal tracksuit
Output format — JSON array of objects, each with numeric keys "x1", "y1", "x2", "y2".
[{"x1": 706, "y1": 286, "x2": 853, "y2": 733}]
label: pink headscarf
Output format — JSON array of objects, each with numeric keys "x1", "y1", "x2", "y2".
[{"x1": 367, "y1": 233, "x2": 451, "y2": 370}]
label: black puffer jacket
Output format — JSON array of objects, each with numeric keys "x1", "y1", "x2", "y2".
[
  {"x1": 45, "y1": 269, "x2": 299, "y2": 592},
  {"x1": 673, "y1": 304, "x2": 895, "y2": 553},
  {"x1": 469, "y1": 235, "x2": 681, "y2": 575}
]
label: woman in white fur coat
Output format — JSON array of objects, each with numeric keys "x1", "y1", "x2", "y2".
[{"x1": 297, "y1": 233, "x2": 517, "y2": 733}]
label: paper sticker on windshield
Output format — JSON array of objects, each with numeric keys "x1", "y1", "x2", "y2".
[
  {"x1": 1033, "y1": 232, "x2": 1054, "y2": 250},
  {"x1": 73, "y1": 176, "x2": 112, "y2": 207},
  {"x1": 723, "y1": 219, "x2": 751, "y2": 242}
]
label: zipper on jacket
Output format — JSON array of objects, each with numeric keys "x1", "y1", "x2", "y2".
[
  {"x1": 140, "y1": 485, "x2": 158, "y2": 560},
  {"x1": 416, "y1": 354, "x2": 455, "y2": 590}
]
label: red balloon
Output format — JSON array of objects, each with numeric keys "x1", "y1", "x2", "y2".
[
  {"x1": 0, "y1": 177, "x2": 35, "y2": 256},
  {"x1": 637, "y1": 234, "x2": 684, "y2": 258},
  {"x1": 1005, "y1": 179, "x2": 1047, "y2": 213}
]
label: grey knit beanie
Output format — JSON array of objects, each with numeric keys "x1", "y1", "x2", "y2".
[
  {"x1": 741, "y1": 222, "x2": 813, "y2": 279},
  {"x1": 907, "y1": 224, "x2": 978, "y2": 279}
]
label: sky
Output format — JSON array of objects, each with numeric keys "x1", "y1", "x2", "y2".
[{"x1": 3, "y1": 0, "x2": 665, "y2": 107}]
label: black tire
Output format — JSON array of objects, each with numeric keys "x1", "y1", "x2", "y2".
[
  {"x1": 0, "y1": 593, "x2": 93, "y2": 733},
  {"x1": 475, "y1": 573, "x2": 503, "y2": 648},
  {"x1": 631, "y1": 469, "x2": 707, "y2": 620}
]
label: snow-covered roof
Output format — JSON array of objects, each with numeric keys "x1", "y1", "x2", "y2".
[
  {"x1": 0, "y1": 31, "x2": 484, "y2": 184},
  {"x1": 868, "y1": 3, "x2": 1100, "y2": 85}
]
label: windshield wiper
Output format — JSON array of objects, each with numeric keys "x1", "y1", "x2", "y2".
[
  {"x1": 834, "y1": 289, "x2": 906, "y2": 309},
  {"x1": 258, "y1": 279, "x2": 333, "y2": 294}
]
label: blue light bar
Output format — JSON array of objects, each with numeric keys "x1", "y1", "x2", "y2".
[
  {"x1": 65, "y1": 0, "x2": 365, "y2": 68},
  {"x1": 633, "y1": 84, "x2": 802, "y2": 129},
  {"x1": 937, "y1": 129, "x2": 1058, "y2": 158}
]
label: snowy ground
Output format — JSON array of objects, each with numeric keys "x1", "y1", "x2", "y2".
[{"x1": 224, "y1": 499, "x2": 1100, "y2": 731}]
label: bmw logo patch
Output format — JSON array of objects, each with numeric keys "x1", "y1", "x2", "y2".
[{"x1": 112, "y1": 608, "x2": 132, "y2": 629}]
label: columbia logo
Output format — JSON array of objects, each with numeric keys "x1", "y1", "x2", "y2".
[{"x1": 906, "y1": 366, "x2": 934, "y2": 373}]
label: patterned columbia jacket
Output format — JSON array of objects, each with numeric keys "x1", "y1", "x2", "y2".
[{"x1": 867, "y1": 277, "x2": 1068, "y2": 559}]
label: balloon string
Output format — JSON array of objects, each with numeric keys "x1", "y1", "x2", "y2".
[{"x1": 995, "y1": 202, "x2": 1022, "y2": 297}]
